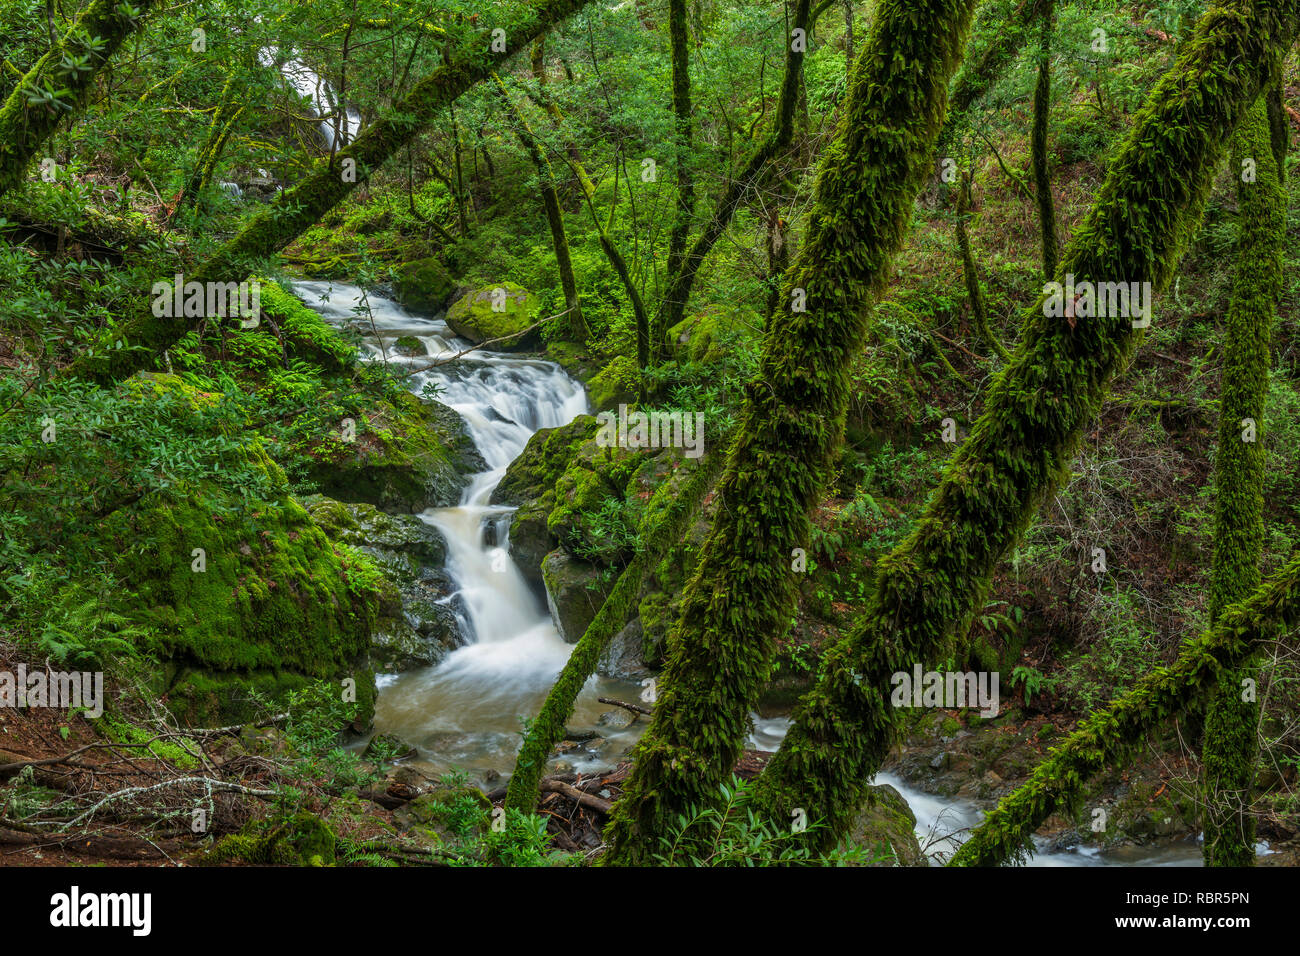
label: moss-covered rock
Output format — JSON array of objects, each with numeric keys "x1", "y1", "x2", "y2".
[
  {"x1": 304, "y1": 390, "x2": 484, "y2": 513},
  {"x1": 848, "y1": 784, "x2": 927, "y2": 866},
  {"x1": 491, "y1": 415, "x2": 597, "y2": 584},
  {"x1": 393, "y1": 257, "x2": 456, "y2": 315},
  {"x1": 587, "y1": 353, "x2": 640, "y2": 411},
  {"x1": 445, "y1": 282, "x2": 541, "y2": 350},
  {"x1": 542, "y1": 549, "x2": 616, "y2": 644},
  {"x1": 666, "y1": 304, "x2": 760, "y2": 364},
  {"x1": 546, "y1": 436, "x2": 643, "y2": 566},
  {"x1": 302, "y1": 495, "x2": 464, "y2": 671}
]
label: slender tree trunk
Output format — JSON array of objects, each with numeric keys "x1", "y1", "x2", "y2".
[
  {"x1": 65, "y1": 0, "x2": 595, "y2": 386},
  {"x1": 505, "y1": 449, "x2": 725, "y2": 811},
  {"x1": 950, "y1": 551, "x2": 1300, "y2": 866},
  {"x1": 1201, "y1": 94, "x2": 1284, "y2": 867},
  {"x1": 178, "y1": 76, "x2": 244, "y2": 214},
  {"x1": 1030, "y1": 0, "x2": 1057, "y2": 278},
  {"x1": 0, "y1": 0, "x2": 157, "y2": 199},
  {"x1": 601, "y1": 0, "x2": 979, "y2": 866},
  {"x1": 956, "y1": 168, "x2": 1009, "y2": 360},
  {"x1": 748, "y1": 0, "x2": 1300, "y2": 854},
  {"x1": 491, "y1": 74, "x2": 587, "y2": 342},
  {"x1": 649, "y1": 0, "x2": 813, "y2": 357},
  {"x1": 843, "y1": 0, "x2": 854, "y2": 71},
  {"x1": 663, "y1": 0, "x2": 695, "y2": 358}
]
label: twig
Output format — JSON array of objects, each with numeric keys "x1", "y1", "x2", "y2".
[{"x1": 395, "y1": 309, "x2": 572, "y2": 375}]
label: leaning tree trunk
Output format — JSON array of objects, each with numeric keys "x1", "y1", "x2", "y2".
[
  {"x1": 950, "y1": 550, "x2": 1300, "y2": 866},
  {"x1": 601, "y1": 0, "x2": 979, "y2": 867},
  {"x1": 491, "y1": 73, "x2": 588, "y2": 342},
  {"x1": 649, "y1": 0, "x2": 813, "y2": 362},
  {"x1": 1030, "y1": 0, "x2": 1057, "y2": 279},
  {"x1": 1201, "y1": 93, "x2": 1284, "y2": 868},
  {"x1": 748, "y1": 0, "x2": 1300, "y2": 854},
  {"x1": 65, "y1": 0, "x2": 594, "y2": 387},
  {"x1": 956, "y1": 168, "x2": 1009, "y2": 359},
  {"x1": 505, "y1": 447, "x2": 725, "y2": 812},
  {"x1": 0, "y1": 0, "x2": 157, "y2": 199}
]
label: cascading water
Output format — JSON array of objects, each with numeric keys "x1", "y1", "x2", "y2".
[{"x1": 293, "y1": 282, "x2": 644, "y2": 777}]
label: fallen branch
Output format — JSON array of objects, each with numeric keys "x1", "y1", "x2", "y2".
[
  {"x1": 537, "y1": 778, "x2": 614, "y2": 814},
  {"x1": 395, "y1": 309, "x2": 573, "y2": 374},
  {"x1": 596, "y1": 696, "x2": 653, "y2": 717}
]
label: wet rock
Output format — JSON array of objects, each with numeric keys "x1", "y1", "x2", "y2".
[
  {"x1": 364, "y1": 733, "x2": 418, "y2": 761},
  {"x1": 849, "y1": 784, "x2": 927, "y2": 867},
  {"x1": 597, "y1": 709, "x2": 636, "y2": 730},
  {"x1": 393, "y1": 257, "x2": 455, "y2": 314},
  {"x1": 445, "y1": 282, "x2": 541, "y2": 350},
  {"x1": 597, "y1": 618, "x2": 651, "y2": 682},
  {"x1": 542, "y1": 549, "x2": 616, "y2": 643}
]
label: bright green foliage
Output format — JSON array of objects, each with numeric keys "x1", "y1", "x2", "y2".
[
  {"x1": 750, "y1": 0, "x2": 1300, "y2": 852},
  {"x1": 602, "y1": 0, "x2": 980, "y2": 865},
  {"x1": 0, "y1": 0, "x2": 157, "y2": 199},
  {"x1": 1201, "y1": 95, "x2": 1284, "y2": 867},
  {"x1": 949, "y1": 552, "x2": 1300, "y2": 866}
]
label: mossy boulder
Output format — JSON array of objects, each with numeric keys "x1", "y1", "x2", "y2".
[
  {"x1": 304, "y1": 390, "x2": 485, "y2": 513},
  {"x1": 90, "y1": 393, "x2": 379, "y2": 727},
  {"x1": 491, "y1": 415, "x2": 597, "y2": 584},
  {"x1": 587, "y1": 353, "x2": 640, "y2": 411},
  {"x1": 667, "y1": 304, "x2": 759, "y2": 364},
  {"x1": 546, "y1": 437, "x2": 643, "y2": 566},
  {"x1": 302, "y1": 495, "x2": 464, "y2": 671},
  {"x1": 848, "y1": 784, "x2": 927, "y2": 866},
  {"x1": 541, "y1": 549, "x2": 616, "y2": 643},
  {"x1": 393, "y1": 257, "x2": 456, "y2": 315},
  {"x1": 445, "y1": 282, "x2": 541, "y2": 350}
]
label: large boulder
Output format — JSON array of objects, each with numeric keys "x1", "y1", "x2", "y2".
[
  {"x1": 95, "y1": 382, "x2": 382, "y2": 726},
  {"x1": 393, "y1": 257, "x2": 456, "y2": 315},
  {"x1": 445, "y1": 282, "x2": 541, "y2": 350},
  {"x1": 302, "y1": 497, "x2": 464, "y2": 671},
  {"x1": 667, "y1": 304, "x2": 760, "y2": 365},
  {"x1": 304, "y1": 390, "x2": 484, "y2": 513},
  {"x1": 541, "y1": 549, "x2": 616, "y2": 643}
]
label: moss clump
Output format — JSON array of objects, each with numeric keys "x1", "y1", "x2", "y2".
[
  {"x1": 587, "y1": 354, "x2": 640, "y2": 411},
  {"x1": 304, "y1": 390, "x2": 483, "y2": 512},
  {"x1": 205, "y1": 811, "x2": 337, "y2": 866},
  {"x1": 393, "y1": 257, "x2": 455, "y2": 314},
  {"x1": 666, "y1": 305, "x2": 760, "y2": 365},
  {"x1": 445, "y1": 282, "x2": 541, "y2": 349}
]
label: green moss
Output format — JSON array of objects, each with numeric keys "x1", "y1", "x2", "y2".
[
  {"x1": 393, "y1": 257, "x2": 455, "y2": 314},
  {"x1": 587, "y1": 354, "x2": 640, "y2": 411},
  {"x1": 258, "y1": 280, "x2": 355, "y2": 371},
  {"x1": 205, "y1": 811, "x2": 337, "y2": 866},
  {"x1": 445, "y1": 281, "x2": 541, "y2": 349},
  {"x1": 666, "y1": 305, "x2": 760, "y2": 365}
]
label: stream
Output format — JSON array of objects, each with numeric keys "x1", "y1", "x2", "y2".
[{"x1": 295, "y1": 282, "x2": 1246, "y2": 867}]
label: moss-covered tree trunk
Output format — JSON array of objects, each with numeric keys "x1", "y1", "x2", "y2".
[
  {"x1": 66, "y1": 0, "x2": 594, "y2": 386},
  {"x1": 1201, "y1": 94, "x2": 1284, "y2": 867},
  {"x1": 649, "y1": 0, "x2": 812, "y2": 355},
  {"x1": 504, "y1": 448, "x2": 725, "y2": 811},
  {"x1": 956, "y1": 168, "x2": 1009, "y2": 360},
  {"x1": 178, "y1": 75, "x2": 245, "y2": 214},
  {"x1": 949, "y1": 551, "x2": 1300, "y2": 866},
  {"x1": 0, "y1": 0, "x2": 157, "y2": 200},
  {"x1": 660, "y1": 0, "x2": 695, "y2": 361},
  {"x1": 491, "y1": 73, "x2": 588, "y2": 342},
  {"x1": 1030, "y1": 0, "x2": 1057, "y2": 279},
  {"x1": 600, "y1": 0, "x2": 978, "y2": 866},
  {"x1": 747, "y1": 0, "x2": 1300, "y2": 853}
]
